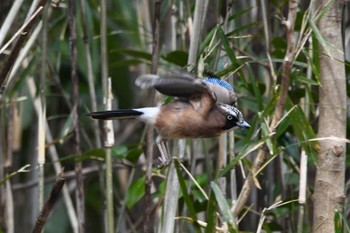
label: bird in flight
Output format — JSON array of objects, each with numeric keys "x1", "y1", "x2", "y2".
[{"x1": 88, "y1": 74, "x2": 250, "y2": 168}]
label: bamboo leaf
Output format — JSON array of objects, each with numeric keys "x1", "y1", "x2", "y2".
[
  {"x1": 162, "y1": 51, "x2": 188, "y2": 67},
  {"x1": 59, "y1": 111, "x2": 74, "y2": 141},
  {"x1": 210, "y1": 182, "x2": 237, "y2": 232},
  {"x1": 125, "y1": 148, "x2": 143, "y2": 163},
  {"x1": 111, "y1": 145, "x2": 128, "y2": 158},
  {"x1": 205, "y1": 191, "x2": 217, "y2": 233},
  {"x1": 174, "y1": 159, "x2": 201, "y2": 233},
  {"x1": 228, "y1": 6, "x2": 255, "y2": 21},
  {"x1": 126, "y1": 176, "x2": 145, "y2": 208},
  {"x1": 294, "y1": 73, "x2": 319, "y2": 85},
  {"x1": 217, "y1": 26, "x2": 237, "y2": 64},
  {"x1": 308, "y1": 18, "x2": 332, "y2": 58},
  {"x1": 226, "y1": 22, "x2": 257, "y2": 37},
  {"x1": 199, "y1": 26, "x2": 218, "y2": 57}
]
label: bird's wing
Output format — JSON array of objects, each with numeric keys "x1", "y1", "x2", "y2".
[
  {"x1": 136, "y1": 74, "x2": 214, "y2": 99},
  {"x1": 136, "y1": 74, "x2": 237, "y2": 106},
  {"x1": 204, "y1": 80, "x2": 237, "y2": 106}
]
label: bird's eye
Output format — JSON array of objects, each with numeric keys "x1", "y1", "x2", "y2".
[{"x1": 227, "y1": 114, "x2": 233, "y2": 120}]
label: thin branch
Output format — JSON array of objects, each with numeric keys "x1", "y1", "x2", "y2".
[
  {"x1": 32, "y1": 173, "x2": 65, "y2": 233},
  {"x1": 144, "y1": 1, "x2": 161, "y2": 233},
  {"x1": 12, "y1": 163, "x2": 130, "y2": 191}
]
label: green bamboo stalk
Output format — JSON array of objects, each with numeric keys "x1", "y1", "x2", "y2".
[
  {"x1": 68, "y1": 0, "x2": 85, "y2": 232},
  {"x1": 37, "y1": 1, "x2": 50, "y2": 218},
  {"x1": 100, "y1": 0, "x2": 114, "y2": 232},
  {"x1": 100, "y1": 0, "x2": 108, "y2": 97},
  {"x1": 297, "y1": 151, "x2": 307, "y2": 233},
  {"x1": 104, "y1": 79, "x2": 115, "y2": 233}
]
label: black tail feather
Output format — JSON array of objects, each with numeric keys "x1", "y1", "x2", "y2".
[{"x1": 87, "y1": 109, "x2": 143, "y2": 120}]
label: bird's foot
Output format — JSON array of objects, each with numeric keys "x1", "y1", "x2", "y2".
[{"x1": 153, "y1": 156, "x2": 171, "y2": 169}]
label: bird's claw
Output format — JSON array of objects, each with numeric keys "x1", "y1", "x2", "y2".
[{"x1": 153, "y1": 156, "x2": 171, "y2": 169}]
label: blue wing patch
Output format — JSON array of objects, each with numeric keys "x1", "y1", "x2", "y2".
[{"x1": 204, "y1": 77, "x2": 234, "y2": 91}]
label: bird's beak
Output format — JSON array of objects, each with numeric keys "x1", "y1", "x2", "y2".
[{"x1": 237, "y1": 121, "x2": 250, "y2": 129}]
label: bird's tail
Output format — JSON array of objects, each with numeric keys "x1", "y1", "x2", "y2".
[{"x1": 87, "y1": 109, "x2": 143, "y2": 120}]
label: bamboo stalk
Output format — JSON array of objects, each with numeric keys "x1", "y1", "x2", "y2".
[
  {"x1": 115, "y1": 168, "x2": 136, "y2": 233},
  {"x1": 5, "y1": 101, "x2": 15, "y2": 233},
  {"x1": 79, "y1": 0, "x2": 101, "y2": 148},
  {"x1": 100, "y1": 0, "x2": 108, "y2": 97},
  {"x1": 160, "y1": 4, "x2": 180, "y2": 232},
  {"x1": 37, "y1": 0, "x2": 50, "y2": 218},
  {"x1": 27, "y1": 77, "x2": 79, "y2": 233},
  {"x1": 104, "y1": 78, "x2": 115, "y2": 233},
  {"x1": 100, "y1": 0, "x2": 115, "y2": 232},
  {"x1": 187, "y1": 0, "x2": 208, "y2": 69},
  {"x1": 68, "y1": 0, "x2": 85, "y2": 231},
  {"x1": 0, "y1": 0, "x2": 25, "y2": 47},
  {"x1": 217, "y1": 0, "x2": 234, "y2": 203},
  {"x1": 144, "y1": 1, "x2": 161, "y2": 232},
  {"x1": 5, "y1": 180, "x2": 14, "y2": 233},
  {"x1": 297, "y1": 150, "x2": 307, "y2": 233}
]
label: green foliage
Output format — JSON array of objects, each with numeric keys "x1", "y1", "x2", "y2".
[
  {"x1": 125, "y1": 176, "x2": 145, "y2": 208},
  {"x1": 210, "y1": 182, "x2": 236, "y2": 231},
  {"x1": 174, "y1": 159, "x2": 201, "y2": 233}
]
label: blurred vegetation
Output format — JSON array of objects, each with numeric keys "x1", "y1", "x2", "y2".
[{"x1": 0, "y1": 0, "x2": 349, "y2": 233}]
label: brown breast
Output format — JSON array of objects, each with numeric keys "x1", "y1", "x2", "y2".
[{"x1": 154, "y1": 100, "x2": 226, "y2": 139}]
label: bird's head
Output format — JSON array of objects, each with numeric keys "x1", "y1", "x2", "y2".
[{"x1": 218, "y1": 104, "x2": 250, "y2": 131}]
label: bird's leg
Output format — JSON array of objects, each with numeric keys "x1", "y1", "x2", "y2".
[{"x1": 154, "y1": 138, "x2": 172, "y2": 169}]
